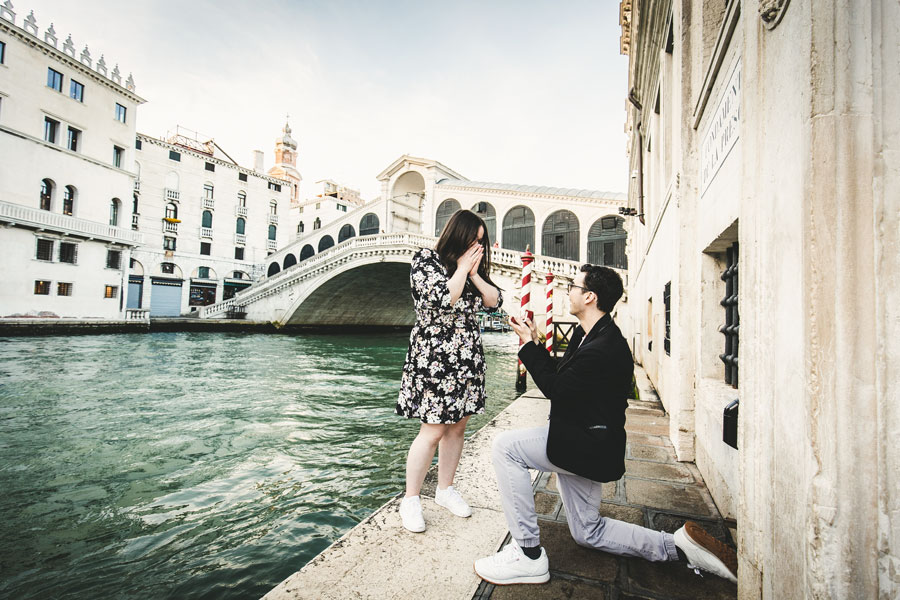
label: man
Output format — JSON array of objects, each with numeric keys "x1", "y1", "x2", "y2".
[{"x1": 473, "y1": 265, "x2": 737, "y2": 585}]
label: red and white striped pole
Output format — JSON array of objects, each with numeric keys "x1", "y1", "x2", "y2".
[
  {"x1": 545, "y1": 272, "x2": 554, "y2": 354},
  {"x1": 516, "y1": 247, "x2": 534, "y2": 392}
]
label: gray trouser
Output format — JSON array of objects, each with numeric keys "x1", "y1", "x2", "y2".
[{"x1": 492, "y1": 425, "x2": 678, "y2": 562}]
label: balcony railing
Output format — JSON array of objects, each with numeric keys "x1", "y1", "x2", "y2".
[
  {"x1": 0, "y1": 200, "x2": 143, "y2": 245},
  {"x1": 268, "y1": 214, "x2": 279, "y2": 225},
  {"x1": 267, "y1": 239, "x2": 277, "y2": 252},
  {"x1": 202, "y1": 197, "x2": 215, "y2": 210},
  {"x1": 200, "y1": 227, "x2": 213, "y2": 239},
  {"x1": 236, "y1": 206, "x2": 248, "y2": 218},
  {"x1": 235, "y1": 233, "x2": 247, "y2": 245},
  {"x1": 132, "y1": 214, "x2": 139, "y2": 230},
  {"x1": 165, "y1": 188, "x2": 180, "y2": 201},
  {"x1": 163, "y1": 220, "x2": 178, "y2": 234}
]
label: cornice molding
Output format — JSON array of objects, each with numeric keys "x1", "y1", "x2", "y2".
[{"x1": 434, "y1": 183, "x2": 626, "y2": 206}]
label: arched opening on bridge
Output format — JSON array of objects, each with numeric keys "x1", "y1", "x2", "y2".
[
  {"x1": 338, "y1": 224, "x2": 356, "y2": 243},
  {"x1": 542, "y1": 210, "x2": 580, "y2": 261},
  {"x1": 283, "y1": 253, "x2": 297, "y2": 269},
  {"x1": 318, "y1": 235, "x2": 335, "y2": 252},
  {"x1": 502, "y1": 205, "x2": 535, "y2": 252},
  {"x1": 359, "y1": 213, "x2": 379, "y2": 236},
  {"x1": 588, "y1": 215, "x2": 627, "y2": 269},
  {"x1": 435, "y1": 199, "x2": 460, "y2": 236},
  {"x1": 300, "y1": 244, "x2": 315, "y2": 261},
  {"x1": 471, "y1": 201, "x2": 497, "y2": 244},
  {"x1": 391, "y1": 171, "x2": 426, "y2": 198},
  {"x1": 267, "y1": 262, "x2": 281, "y2": 276}
]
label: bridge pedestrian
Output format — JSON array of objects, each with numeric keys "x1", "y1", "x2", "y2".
[{"x1": 396, "y1": 210, "x2": 503, "y2": 533}]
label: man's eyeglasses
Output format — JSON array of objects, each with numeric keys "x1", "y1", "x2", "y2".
[{"x1": 567, "y1": 283, "x2": 590, "y2": 294}]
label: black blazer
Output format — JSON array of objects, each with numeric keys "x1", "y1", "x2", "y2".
[{"x1": 518, "y1": 314, "x2": 633, "y2": 482}]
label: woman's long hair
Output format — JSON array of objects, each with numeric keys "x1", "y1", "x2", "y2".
[{"x1": 435, "y1": 209, "x2": 497, "y2": 291}]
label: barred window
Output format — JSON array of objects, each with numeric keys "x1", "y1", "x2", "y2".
[
  {"x1": 59, "y1": 242, "x2": 77, "y2": 264},
  {"x1": 106, "y1": 249, "x2": 122, "y2": 270},
  {"x1": 57, "y1": 282, "x2": 73, "y2": 296},
  {"x1": 104, "y1": 285, "x2": 118, "y2": 299},
  {"x1": 36, "y1": 239, "x2": 54, "y2": 261},
  {"x1": 719, "y1": 242, "x2": 739, "y2": 387},
  {"x1": 34, "y1": 280, "x2": 51, "y2": 295}
]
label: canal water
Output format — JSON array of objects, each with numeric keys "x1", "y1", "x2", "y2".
[{"x1": 0, "y1": 331, "x2": 522, "y2": 599}]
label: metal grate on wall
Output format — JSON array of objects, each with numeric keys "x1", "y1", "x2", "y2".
[{"x1": 719, "y1": 242, "x2": 739, "y2": 387}]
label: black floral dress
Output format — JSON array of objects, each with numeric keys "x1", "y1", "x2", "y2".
[{"x1": 396, "y1": 247, "x2": 503, "y2": 424}]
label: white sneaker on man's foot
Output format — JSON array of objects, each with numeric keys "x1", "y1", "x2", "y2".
[
  {"x1": 399, "y1": 496, "x2": 425, "y2": 533},
  {"x1": 673, "y1": 521, "x2": 738, "y2": 583},
  {"x1": 434, "y1": 486, "x2": 472, "y2": 518},
  {"x1": 473, "y1": 543, "x2": 550, "y2": 585}
]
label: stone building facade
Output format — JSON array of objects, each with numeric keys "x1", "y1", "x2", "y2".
[
  {"x1": 620, "y1": 0, "x2": 899, "y2": 597},
  {"x1": 0, "y1": 5, "x2": 144, "y2": 319}
]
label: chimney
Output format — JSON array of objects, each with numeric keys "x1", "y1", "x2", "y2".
[{"x1": 253, "y1": 150, "x2": 265, "y2": 172}]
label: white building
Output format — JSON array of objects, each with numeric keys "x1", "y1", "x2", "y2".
[
  {"x1": 293, "y1": 179, "x2": 366, "y2": 242},
  {"x1": 130, "y1": 128, "x2": 294, "y2": 316},
  {"x1": 620, "y1": 0, "x2": 899, "y2": 596},
  {"x1": 0, "y1": 5, "x2": 144, "y2": 319}
]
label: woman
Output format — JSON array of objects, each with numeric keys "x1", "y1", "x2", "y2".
[{"x1": 396, "y1": 209, "x2": 502, "y2": 532}]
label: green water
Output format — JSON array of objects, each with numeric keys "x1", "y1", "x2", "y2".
[{"x1": 0, "y1": 331, "x2": 521, "y2": 599}]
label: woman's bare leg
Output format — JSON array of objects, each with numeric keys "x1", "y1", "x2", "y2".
[
  {"x1": 437, "y1": 416, "x2": 470, "y2": 489},
  {"x1": 405, "y1": 423, "x2": 448, "y2": 497}
]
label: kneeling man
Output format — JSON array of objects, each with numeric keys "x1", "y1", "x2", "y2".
[{"x1": 474, "y1": 265, "x2": 737, "y2": 585}]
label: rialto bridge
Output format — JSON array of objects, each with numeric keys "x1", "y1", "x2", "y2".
[{"x1": 200, "y1": 156, "x2": 629, "y2": 327}]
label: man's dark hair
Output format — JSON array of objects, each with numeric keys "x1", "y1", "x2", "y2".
[{"x1": 580, "y1": 264, "x2": 624, "y2": 313}]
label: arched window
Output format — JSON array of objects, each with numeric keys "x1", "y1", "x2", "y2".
[
  {"x1": 588, "y1": 216, "x2": 627, "y2": 269},
  {"x1": 318, "y1": 235, "x2": 335, "y2": 252},
  {"x1": 203, "y1": 183, "x2": 214, "y2": 199},
  {"x1": 435, "y1": 199, "x2": 461, "y2": 236},
  {"x1": 471, "y1": 201, "x2": 497, "y2": 244},
  {"x1": 268, "y1": 224, "x2": 277, "y2": 240},
  {"x1": 63, "y1": 186, "x2": 75, "y2": 216},
  {"x1": 165, "y1": 203, "x2": 178, "y2": 219},
  {"x1": 501, "y1": 205, "x2": 535, "y2": 252},
  {"x1": 269, "y1": 200, "x2": 277, "y2": 215},
  {"x1": 299, "y1": 244, "x2": 315, "y2": 261},
  {"x1": 40, "y1": 179, "x2": 54, "y2": 211},
  {"x1": 297, "y1": 221, "x2": 304, "y2": 234},
  {"x1": 338, "y1": 224, "x2": 356, "y2": 243},
  {"x1": 133, "y1": 194, "x2": 139, "y2": 214},
  {"x1": 237, "y1": 191, "x2": 246, "y2": 208},
  {"x1": 313, "y1": 217, "x2": 321, "y2": 230},
  {"x1": 236, "y1": 217, "x2": 246, "y2": 234},
  {"x1": 109, "y1": 198, "x2": 120, "y2": 226},
  {"x1": 267, "y1": 262, "x2": 281, "y2": 276},
  {"x1": 541, "y1": 210, "x2": 580, "y2": 261},
  {"x1": 202, "y1": 210, "x2": 213, "y2": 228},
  {"x1": 359, "y1": 213, "x2": 379, "y2": 236},
  {"x1": 283, "y1": 254, "x2": 297, "y2": 269}
]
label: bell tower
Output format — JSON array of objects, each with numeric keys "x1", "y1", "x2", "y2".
[{"x1": 268, "y1": 118, "x2": 302, "y2": 205}]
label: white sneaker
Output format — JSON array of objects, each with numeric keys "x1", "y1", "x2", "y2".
[
  {"x1": 434, "y1": 486, "x2": 472, "y2": 518},
  {"x1": 673, "y1": 521, "x2": 738, "y2": 583},
  {"x1": 399, "y1": 496, "x2": 426, "y2": 533},
  {"x1": 473, "y1": 543, "x2": 550, "y2": 585}
]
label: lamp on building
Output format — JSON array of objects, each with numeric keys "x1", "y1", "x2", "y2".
[{"x1": 618, "y1": 207, "x2": 641, "y2": 217}]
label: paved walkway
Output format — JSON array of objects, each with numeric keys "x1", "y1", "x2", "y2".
[{"x1": 263, "y1": 367, "x2": 737, "y2": 599}]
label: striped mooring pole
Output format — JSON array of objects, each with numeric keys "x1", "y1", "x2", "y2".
[
  {"x1": 516, "y1": 247, "x2": 534, "y2": 392},
  {"x1": 545, "y1": 272, "x2": 554, "y2": 354}
]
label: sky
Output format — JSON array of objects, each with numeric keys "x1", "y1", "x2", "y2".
[{"x1": 23, "y1": 0, "x2": 629, "y2": 200}]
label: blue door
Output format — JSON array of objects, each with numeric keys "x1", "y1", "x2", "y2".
[
  {"x1": 127, "y1": 277, "x2": 143, "y2": 309},
  {"x1": 150, "y1": 279, "x2": 183, "y2": 317}
]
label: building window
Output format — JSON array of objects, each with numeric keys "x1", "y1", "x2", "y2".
[
  {"x1": 297, "y1": 221, "x2": 304, "y2": 234},
  {"x1": 40, "y1": 179, "x2": 53, "y2": 211},
  {"x1": 34, "y1": 280, "x2": 51, "y2": 295},
  {"x1": 67, "y1": 127, "x2": 80, "y2": 152},
  {"x1": 44, "y1": 117, "x2": 59, "y2": 143},
  {"x1": 115, "y1": 103, "x2": 126, "y2": 123},
  {"x1": 269, "y1": 200, "x2": 277, "y2": 215},
  {"x1": 109, "y1": 199, "x2": 121, "y2": 226},
  {"x1": 36, "y1": 238, "x2": 54, "y2": 261},
  {"x1": 268, "y1": 224, "x2": 277, "y2": 241},
  {"x1": 235, "y1": 217, "x2": 246, "y2": 234},
  {"x1": 135, "y1": 138, "x2": 142, "y2": 150},
  {"x1": 106, "y1": 249, "x2": 122, "y2": 269},
  {"x1": 161, "y1": 262, "x2": 175, "y2": 274},
  {"x1": 238, "y1": 191, "x2": 246, "y2": 207},
  {"x1": 204, "y1": 184, "x2": 214, "y2": 199},
  {"x1": 720, "y1": 242, "x2": 739, "y2": 388},
  {"x1": 234, "y1": 247, "x2": 244, "y2": 260},
  {"x1": 205, "y1": 162, "x2": 215, "y2": 172},
  {"x1": 315, "y1": 202, "x2": 321, "y2": 210},
  {"x1": 113, "y1": 146, "x2": 124, "y2": 168},
  {"x1": 163, "y1": 237, "x2": 177, "y2": 251},
  {"x1": 0, "y1": 41, "x2": 5, "y2": 64},
  {"x1": 197, "y1": 266, "x2": 210, "y2": 279},
  {"x1": 200, "y1": 242, "x2": 211, "y2": 256},
  {"x1": 201, "y1": 210, "x2": 213, "y2": 228},
  {"x1": 59, "y1": 242, "x2": 77, "y2": 264},
  {"x1": 313, "y1": 217, "x2": 321, "y2": 230},
  {"x1": 299, "y1": 206, "x2": 304, "y2": 214},
  {"x1": 268, "y1": 182, "x2": 281, "y2": 192},
  {"x1": 663, "y1": 281, "x2": 671, "y2": 355},
  {"x1": 337, "y1": 204, "x2": 347, "y2": 212},
  {"x1": 104, "y1": 285, "x2": 119, "y2": 299},
  {"x1": 168, "y1": 150, "x2": 180, "y2": 162},
  {"x1": 63, "y1": 186, "x2": 75, "y2": 215},
  {"x1": 69, "y1": 79, "x2": 84, "y2": 102},
  {"x1": 238, "y1": 172, "x2": 247, "y2": 182},
  {"x1": 47, "y1": 68, "x2": 63, "y2": 92},
  {"x1": 57, "y1": 282, "x2": 73, "y2": 296},
  {"x1": 165, "y1": 203, "x2": 178, "y2": 219}
]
